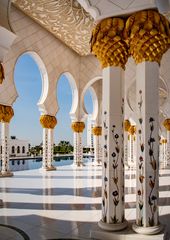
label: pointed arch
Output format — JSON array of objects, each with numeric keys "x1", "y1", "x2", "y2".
[
  {"x1": 81, "y1": 76, "x2": 102, "y2": 120},
  {"x1": 84, "y1": 86, "x2": 98, "y2": 121},
  {"x1": 56, "y1": 72, "x2": 78, "y2": 119},
  {"x1": 13, "y1": 51, "x2": 48, "y2": 112}
]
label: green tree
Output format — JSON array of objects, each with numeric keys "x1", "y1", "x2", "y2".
[{"x1": 54, "y1": 141, "x2": 73, "y2": 154}]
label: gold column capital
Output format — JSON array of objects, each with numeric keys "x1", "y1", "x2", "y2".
[
  {"x1": 128, "y1": 125, "x2": 136, "y2": 135},
  {"x1": 40, "y1": 115, "x2": 57, "y2": 129},
  {"x1": 161, "y1": 138, "x2": 167, "y2": 144},
  {"x1": 0, "y1": 104, "x2": 14, "y2": 123},
  {"x1": 124, "y1": 119, "x2": 131, "y2": 132},
  {"x1": 0, "y1": 62, "x2": 4, "y2": 84},
  {"x1": 92, "y1": 126, "x2": 102, "y2": 136},
  {"x1": 163, "y1": 118, "x2": 170, "y2": 131},
  {"x1": 71, "y1": 121, "x2": 85, "y2": 133},
  {"x1": 124, "y1": 10, "x2": 170, "y2": 64},
  {"x1": 90, "y1": 17, "x2": 129, "y2": 69}
]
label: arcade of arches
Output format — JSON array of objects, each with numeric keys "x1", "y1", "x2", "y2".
[{"x1": 1, "y1": 0, "x2": 170, "y2": 239}]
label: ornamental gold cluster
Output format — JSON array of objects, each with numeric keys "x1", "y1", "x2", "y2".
[
  {"x1": 90, "y1": 17, "x2": 129, "y2": 69},
  {"x1": 163, "y1": 118, "x2": 170, "y2": 131},
  {"x1": 40, "y1": 115, "x2": 57, "y2": 129},
  {"x1": 91, "y1": 10, "x2": 170, "y2": 66},
  {"x1": 128, "y1": 125, "x2": 136, "y2": 135},
  {"x1": 71, "y1": 122, "x2": 85, "y2": 133},
  {"x1": 161, "y1": 138, "x2": 167, "y2": 144},
  {"x1": 124, "y1": 119, "x2": 136, "y2": 136},
  {"x1": 124, "y1": 10, "x2": 170, "y2": 64},
  {"x1": 0, "y1": 62, "x2": 4, "y2": 84},
  {"x1": 0, "y1": 104, "x2": 14, "y2": 123},
  {"x1": 124, "y1": 119, "x2": 131, "y2": 132},
  {"x1": 92, "y1": 126, "x2": 102, "y2": 136}
]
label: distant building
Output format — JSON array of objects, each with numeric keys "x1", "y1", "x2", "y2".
[
  {"x1": 87, "y1": 114, "x2": 94, "y2": 149},
  {"x1": 0, "y1": 136, "x2": 30, "y2": 157}
]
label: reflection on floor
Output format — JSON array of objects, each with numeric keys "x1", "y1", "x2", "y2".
[{"x1": 0, "y1": 164, "x2": 170, "y2": 239}]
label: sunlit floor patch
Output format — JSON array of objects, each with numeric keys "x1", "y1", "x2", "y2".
[{"x1": 0, "y1": 163, "x2": 170, "y2": 239}]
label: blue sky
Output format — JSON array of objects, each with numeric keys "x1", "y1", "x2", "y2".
[{"x1": 10, "y1": 54, "x2": 93, "y2": 146}]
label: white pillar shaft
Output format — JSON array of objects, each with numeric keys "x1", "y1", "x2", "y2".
[
  {"x1": 42, "y1": 128, "x2": 48, "y2": 169},
  {"x1": 47, "y1": 129, "x2": 54, "y2": 167},
  {"x1": 73, "y1": 132, "x2": 83, "y2": 166},
  {"x1": 136, "y1": 62, "x2": 159, "y2": 228},
  {"x1": 167, "y1": 131, "x2": 170, "y2": 164},
  {"x1": 1, "y1": 122, "x2": 10, "y2": 173},
  {"x1": 129, "y1": 135, "x2": 136, "y2": 168},
  {"x1": 94, "y1": 135, "x2": 101, "y2": 165},
  {"x1": 128, "y1": 134, "x2": 131, "y2": 165},
  {"x1": 124, "y1": 132, "x2": 128, "y2": 167},
  {"x1": 130, "y1": 135, "x2": 134, "y2": 165},
  {"x1": 163, "y1": 142, "x2": 167, "y2": 167},
  {"x1": 101, "y1": 67, "x2": 125, "y2": 225},
  {"x1": 159, "y1": 143, "x2": 163, "y2": 164}
]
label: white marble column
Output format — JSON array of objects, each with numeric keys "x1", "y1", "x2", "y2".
[
  {"x1": 163, "y1": 123, "x2": 170, "y2": 165},
  {"x1": 162, "y1": 139, "x2": 167, "y2": 168},
  {"x1": 98, "y1": 66, "x2": 127, "y2": 231},
  {"x1": 159, "y1": 139, "x2": 164, "y2": 167},
  {"x1": 40, "y1": 115, "x2": 57, "y2": 171},
  {"x1": 164, "y1": 140, "x2": 167, "y2": 166},
  {"x1": 92, "y1": 126, "x2": 102, "y2": 166},
  {"x1": 129, "y1": 135, "x2": 133, "y2": 167},
  {"x1": 93, "y1": 135, "x2": 101, "y2": 165},
  {"x1": 47, "y1": 128, "x2": 56, "y2": 170},
  {"x1": 129, "y1": 134, "x2": 136, "y2": 168},
  {"x1": 124, "y1": 131, "x2": 129, "y2": 168},
  {"x1": 72, "y1": 121, "x2": 85, "y2": 167},
  {"x1": 73, "y1": 132, "x2": 83, "y2": 166},
  {"x1": 124, "y1": 123, "x2": 131, "y2": 169},
  {"x1": 167, "y1": 131, "x2": 170, "y2": 165},
  {"x1": 1, "y1": 122, "x2": 13, "y2": 177},
  {"x1": 127, "y1": 134, "x2": 131, "y2": 166},
  {"x1": 42, "y1": 128, "x2": 48, "y2": 170},
  {"x1": 133, "y1": 61, "x2": 162, "y2": 234}
]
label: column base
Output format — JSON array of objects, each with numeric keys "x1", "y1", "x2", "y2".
[
  {"x1": 46, "y1": 165, "x2": 56, "y2": 171},
  {"x1": 0, "y1": 171, "x2": 13, "y2": 177},
  {"x1": 132, "y1": 223, "x2": 164, "y2": 235},
  {"x1": 98, "y1": 219, "x2": 128, "y2": 231},
  {"x1": 72, "y1": 162, "x2": 85, "y2": 167},
  {"x1": 91, "y1": 222, "x2": 165, "y2": 240},
  {"x1": 40, "y1": 166, "x2": 56, "y2": 171},
  {"x1": 40, "y1": 166, "x2": 48, "y2": 172}
]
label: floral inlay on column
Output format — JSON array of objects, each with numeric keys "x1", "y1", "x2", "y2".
[
  {"x1": 91, "y1": 15, "x2": 128, "y2": 231},
  {"x1": 0, "y1": 62, "x2": 5, "y2": 84},
  {"x1": 137, "y1": 90, "x2": 144, "y2": 226},
  {"x1": 102, "y1": 111, "x2": 108, "y2": 223},
  {"x1": 148, "y1": 117, "x2": 157, "y2": 226},
  {"x1": 121, "y1": 98, "x2": 125, "y2": 222},
  {"x1": 111, "y1": 125, "x2": 120, "y2": 223}
]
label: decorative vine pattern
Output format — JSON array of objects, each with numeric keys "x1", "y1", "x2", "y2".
[
  {"x1": 111, "y1": 125, "x2": 120, "y2": 223},
  {"x1": 102, "y1": 111, "x2": 108, "y2": 223},
  {"x1": 14, "y1": 0, "x2": 94, "y2": 56},
  {"x1": 148, "y1": 117, "x2": 157, "y2": 226},
  {"x1": 121, "y1": 98, "x2": 125, "y2": 222},
  {"x1": 102, "y1": 104, "x2": 124, "y2": 224},
  {"x1": 137, "y1": 90, "x2": 144, "y2": 226}
]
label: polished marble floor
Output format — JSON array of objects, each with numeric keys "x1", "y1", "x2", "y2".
[{"x1": 0, "y1": 163, "x2": 170, "y2": 239}]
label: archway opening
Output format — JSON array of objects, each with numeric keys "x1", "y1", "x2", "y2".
[
  {"x1": 11, "y1": 53, "x2": 42, "y2": 151},
  {"x1": 55, "y1": 74, "x2": 75, "y2": 154},
  {"x1": 84, "y1": 88, "x2": 94, "y2": 149}
]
